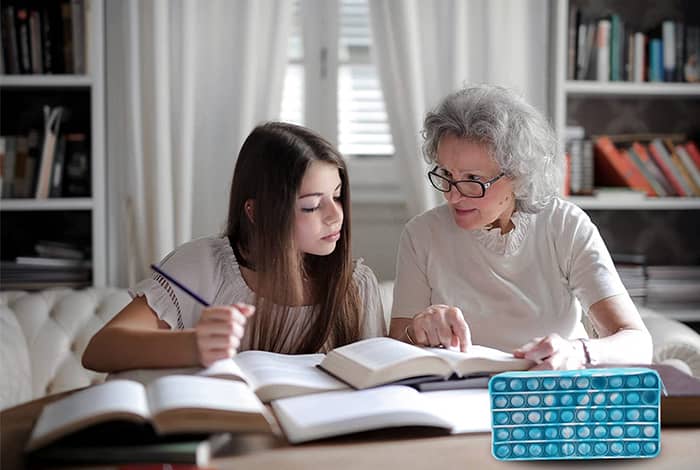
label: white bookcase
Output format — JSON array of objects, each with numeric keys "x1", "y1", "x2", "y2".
[
  {"x1": 550, "y1": 0, "x2": 700, "y2": 322},
  {"x1": 0, "y1": 0, "x2": 106, "y2": 287},
  {"x1": 551, "y1": 0, "x2": 700, "y2": 210}
]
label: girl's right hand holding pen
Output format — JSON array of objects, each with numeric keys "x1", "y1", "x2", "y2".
[{"x1": 195, "y1": 303, "x2": 255, "y2": 367}]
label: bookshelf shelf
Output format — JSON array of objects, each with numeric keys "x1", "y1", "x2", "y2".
[
  {"x1": 0, "y1": 75, "x2": 93, "y2": 88},
  {"x1": 565, "y1": 81, "x2": 700, "y2": 97},
  {"x1": 0, "y1": 198, "x2": 93, "y2": 211},
  {"x1": 567, "y1": 195, "x2": 700, "y2": 210}
]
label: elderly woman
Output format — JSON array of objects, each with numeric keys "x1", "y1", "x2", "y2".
[{"x1": 390, "y1": 84, "x2": 652, "y2": 370}]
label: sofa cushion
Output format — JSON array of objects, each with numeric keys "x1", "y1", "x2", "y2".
[
  {"x1": 0, "y1": 301, "x2": 32, "y2": 409},
  {"x1": 0, "y1": 288, "x2": 131, "y2": 410}
]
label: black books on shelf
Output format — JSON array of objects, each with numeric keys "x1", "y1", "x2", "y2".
[{"x1": 1, "y1": 0, "x2": 84, "y2": 75}]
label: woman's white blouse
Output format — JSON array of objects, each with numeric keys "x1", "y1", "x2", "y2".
[
  {"x1": 391, "y1": 198, "x2": 627, "y2": 352},
  {"x1": 130, "y1": 237, "x2": 386, "y2": 351}
]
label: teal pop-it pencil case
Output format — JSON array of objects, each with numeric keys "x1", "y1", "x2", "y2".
[{"x1": 489, "y1": 368, "x2": 663, "y2": 461}]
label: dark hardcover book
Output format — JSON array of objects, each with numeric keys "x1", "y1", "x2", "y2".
[
  {"x1": 2, "y1": 6, "x2": 20, "y2": 74},
  {"x1": 14, "y1": 6, "x2": 32, "y2": 74},
  {"x1": 42, "y1": 2, "x2": 66, "y2": 74},
  {"x1": 62, "y1": 133, "x2": 90, "y2": 197},
  {"x1": 26, "y1": 421, "x2": 231, "y2": 467},
  {"x1": 49, "y1": 135, "x2": 66, "y2": 197}
]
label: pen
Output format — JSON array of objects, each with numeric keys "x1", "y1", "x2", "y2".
[{"x1": 150, "y1": 264, "x2": 211, "y2": 307}]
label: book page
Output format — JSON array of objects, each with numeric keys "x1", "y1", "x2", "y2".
[
  {"x1": 428, "y1": 345, "x2": 533, "y2": 376},
  {"x1": 329, "y1": 337, "x2": 438, "y2": 370},
  {"x1": 146, "y1": 375, "x2": 264, "y2": 416},
  {"x1": 271, "y1": 385, "x2": 454, "y2": 444},
  {"x1": 234, "y1": 350, "x2": 348, "y2": 402},
  {"x1": 27, "y1": 380, "x2": 150, "y2": 451},
  {"x1": 420, "y1": 389, "x2": 492, "y2": 434}
]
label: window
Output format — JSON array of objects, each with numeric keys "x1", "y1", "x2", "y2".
[{"x1": 280, "y1": 0, "x2": 399, "y2": 200}]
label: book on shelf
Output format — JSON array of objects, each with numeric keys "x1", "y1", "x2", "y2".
[
  {"x1": 15, "y1": 256, "x2": 91, "y2": 268},
  {"x1": 34, "y1": 240, "x2": 86, "y2": 260},
  {"x1": 27, "y1": 429, "x2": 231, "y2": 468},
  {"x1": 318, "y1": 337, "x2": 533, "y2": 390},
  {"x1": 665, "y1": 139, "x2": 700, "y2": 196},
  {"x1": 631, "y1": 141, "x2": 674, "y2": 196},
  {"x1": 35, "y1": 106, "x2": 64, "y2": 199},
  {"x1": 648, "y1": 139, "x2": 691, "y2": 196},
  {"x1": 626, "y1": 146, "x2": 665, "y2": 197},
  {"x1": 109, "y1": 350, "x2": 349, "y2": 403},
  {"x1": 686, "y1": 141, "x2": 700, "y2": 168},
  {"x1": 593, "y1": 136, "x2": 655, "y2": 196},
  {"x1": 25, "y1": 376, "x2": 277, "y2": 453},
  {"x1": 271, "y1": 386, "x2": 491, "y2": 444}
]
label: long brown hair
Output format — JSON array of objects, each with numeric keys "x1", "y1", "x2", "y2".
[{"x1": 226, "y1": 122, "x2": 361, "y2": 353}]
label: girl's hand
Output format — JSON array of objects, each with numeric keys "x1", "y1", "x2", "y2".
[
  {"x1": 195, "y1": 303, "x2": 255, "y2": 367},
  {"x1": 409, "y1": 304, "x2": 472, "y2": 352},
  {"x1": 514, "y1": 333, "x2": 585, "y2": 370}
]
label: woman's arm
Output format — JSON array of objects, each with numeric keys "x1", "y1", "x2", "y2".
[
  {"x1": 514, "y1": 293, "x2": 652, "y2": 369},
  {"x1": 585, "y1": 293, "x2": 653, "y2": 364},
  {"x1": 82, "y1": 296, "x2": 253, "y2": 372}
]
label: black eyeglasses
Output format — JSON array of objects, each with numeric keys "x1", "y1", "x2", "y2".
[{"x1": 428, "y1": 167, "x2": 505, "y2": 198}]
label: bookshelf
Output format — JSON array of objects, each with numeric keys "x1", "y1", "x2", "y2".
[
  {"x1": 551, "y1": 0, "x2": 700, "y2": 321},
  {"x1": 0, "y1": 0, "x2": 105, "y2": 289}
]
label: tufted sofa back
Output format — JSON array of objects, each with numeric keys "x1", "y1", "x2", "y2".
[{"x1": 0, "y1": 288, "x2": 131, "y2": 410}]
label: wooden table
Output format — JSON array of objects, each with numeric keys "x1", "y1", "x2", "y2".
[{"x1": 3, "y1": 392, "x2": 700, "y2": 470}]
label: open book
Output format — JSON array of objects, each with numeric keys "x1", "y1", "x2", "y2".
[
  {"x1": 272, "y1": 386, "x2": 491, "y2": 444},
  {"x1": 109, "y1": 350, "x2": 349, "y2": 403},
  {"x1": 26, "y1": 376, "x2": 275, "y2": 453},
  {"x1": 319, "y1": 337, "x2": 533, "y2": 389}
]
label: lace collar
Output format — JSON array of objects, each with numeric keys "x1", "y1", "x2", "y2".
[{"x1": 470, "y1": 211, "x2": 532, "y2": 256}]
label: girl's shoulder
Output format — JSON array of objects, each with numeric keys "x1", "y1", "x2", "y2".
[
  {"x1": 159, "y1": 236, "x2": 238, "y2": 281},
  {"x1": 352, "y1": 258, "x2": 379, "y2": 289}
]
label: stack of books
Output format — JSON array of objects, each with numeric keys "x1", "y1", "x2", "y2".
[
  {"x1": 0, "y1": 240, "x2": 91, "y2": 290},
  {"x1": 646, "y1": 265, "x2": 700, "y2": 310}
]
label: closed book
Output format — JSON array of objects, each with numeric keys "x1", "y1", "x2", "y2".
[
  {"x1": 28, "y1": 9, "x2": 42, "y2": 74},
  {"x1": 648, "y1": 139, "x2": 688, "y2": 196},
  {"x1": 27, "y1": 431, "x2": 231, "y2": 467},
  {"x1": 14, "y1": 6, "x2": 32, "y2": 74},
  {"x1": 633, "y1": 32, "x2": 646, "y2": 82},
  {"x1": 596, "y1": 19, "x2": 610, "y2": 81},
  {"x1": 648, "y1": 38, "x2": 663, "y2": 82},
  {"x1": 631, "y1": 141, "x2": 674, "y2": 196},
  {"x1": 685, "y1": 141, "x2": 700, "y2": 169},
  {"x1": 2, "y1": 6, "x2": 20, "y2": 74},
  {"x1": 624, "y1": 147, "x2": 661, "y2": 196},
  {"x1": 593, "y1": 136, "x2": 652, "y2": 194},
  {"x1": 664, "y1": 139, "x2": 700, "y2": 196},
  {"x1": 672, "y1": 143, "x2": 700, "y2": 195},
  {"x1": 318, "y1": 337, "x2": 532, "y2": 390},
  {"x1": 35, "y1": 106, "x2": 64, "y2": 199},
  {"x1": 662, "y1": 20, "x2": 676, "y2": 82}
]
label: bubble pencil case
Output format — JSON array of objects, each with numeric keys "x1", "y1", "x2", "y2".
[{"x1": 489, "y1": 368, "x2": 663, "y2": 461}]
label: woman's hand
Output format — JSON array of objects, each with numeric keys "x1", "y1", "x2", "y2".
[
  {"x1": 195, "y1": 303, "x2": 255, "y2": 367},
  {"x1": 408, "y1": 304, "x2": 472, "y2": 352},
  {"x1": 514, "y1": 333, "x2": 585, "y2": 370}
]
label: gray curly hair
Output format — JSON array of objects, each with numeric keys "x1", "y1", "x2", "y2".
[{"x1": 421, "y1": 84, "x2": 562, "y2": 213}]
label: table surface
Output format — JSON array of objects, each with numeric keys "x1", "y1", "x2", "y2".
[{"x1": 2, "y1": 391, "x2": 699, "y2": 470}]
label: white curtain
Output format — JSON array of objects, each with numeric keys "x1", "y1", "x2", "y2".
[
  {"x1": 106, "y1": 0, "x2": 291, "y2": 286},
  {"x1": 369, "y1": 0, "x2": 550, "y2": 217}
]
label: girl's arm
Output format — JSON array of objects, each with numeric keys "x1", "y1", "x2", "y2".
[{"x1": 82, "y1": 296, "x2": 253, "y2": 372}]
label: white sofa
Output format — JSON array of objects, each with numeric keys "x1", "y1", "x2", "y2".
[{"x1": 2, "y1": 286, "x2": 700, "y2": 411}]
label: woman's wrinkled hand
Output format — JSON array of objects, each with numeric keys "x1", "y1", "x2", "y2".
[
  {"x1": 408, "y1": 304, "x2": 472, "y2": 352},
  {"x1": 195, "y1": 303, "x2": 255, "y2": 367},
  {"x1": 514, "y1": 333, "x2": 585, "y2": 370}
]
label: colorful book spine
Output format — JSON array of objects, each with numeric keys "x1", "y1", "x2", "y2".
[{"x1": 648, "y1": 139, "x2": 688, "y2": 196}]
